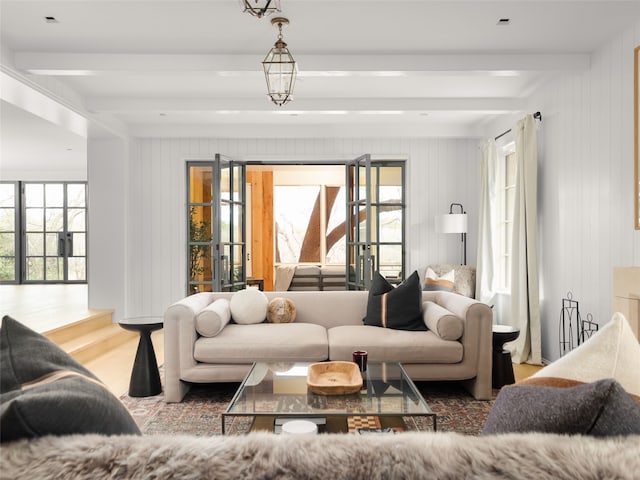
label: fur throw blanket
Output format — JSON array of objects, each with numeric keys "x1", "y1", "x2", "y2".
[{"x1": 2, "y1": 432, "x2": 639, "y2": 480}]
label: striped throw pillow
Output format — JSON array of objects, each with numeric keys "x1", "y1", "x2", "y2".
[{"x1": 423, "y1": 267, "x2": 455, "y2": 292}]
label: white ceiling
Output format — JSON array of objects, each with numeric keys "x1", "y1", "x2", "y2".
[{"x1": 1, "y1": 0, "x2": 640, "y2": 170}]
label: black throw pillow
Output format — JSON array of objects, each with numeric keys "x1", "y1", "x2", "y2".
[
  {"x1": 363, "y1": 271, "x2": 425, "y2": 331},
  {"x1": 0, "y1": 316, "x2": 141, "y2": 442}
]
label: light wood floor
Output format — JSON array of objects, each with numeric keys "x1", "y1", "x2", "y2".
[
  {"x1": 513, "y1": 363, "x2": 542, "y2": 382},
  {"x1": 1, "y1": 284, "x2": 96, "y2": 333}
]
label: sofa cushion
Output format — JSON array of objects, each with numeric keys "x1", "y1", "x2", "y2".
[
  {"x1": 0, "y1": 316, "x2": 140, "y2": 442},
  {"x1": 194, "y1": 323, "x2": 328, "y2": 363},
  {"x1": 531, "y1": 313, "x2": 640, "y2": 396},
  {"x1": 196, "y1": 299, "x2": 231, "y2": 337},
  {"x1": 482, "y1": 378, "x2": 640, "y2": 436},
  {"x1": 422, "y1": 301, "x2": 463, "y2": 341},
  {"x1": 328, "y1": 325, "x2": 463, "y2": 364},
  {"x1": 230, "y1": 289, "x2": 268, "y2": 325},
  {"x1": 423, "y1": 267, "x2": 455, "y2": 292},
  {"x1": 363, "y1": 271, "x2": 425, "y2": 331},
  {"x1": 267, "y1": 297, "x2": 297, "y2": 323}
]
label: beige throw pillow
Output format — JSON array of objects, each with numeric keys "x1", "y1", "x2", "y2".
[
  {"x1": 195, "y1": 298, "x2": 231, "y2": 337},
  {"x1": 422, "y1": 301, "x2": 463, "y2": 340},
  {"x1": 267, "y1": 297, "x2": 297, "y2": 323},
  {"x1": 532, "y1": 313, "x2": 640, "y2": 396}
]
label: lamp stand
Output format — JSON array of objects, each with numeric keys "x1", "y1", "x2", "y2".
[
  {"x1": 461, "y1": 231, "x2": 467, "y2": 266},
  {"x1": 448, "y1": 203, "x2": 467, "y2": 266}
]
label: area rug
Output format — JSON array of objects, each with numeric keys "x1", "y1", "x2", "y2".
[{"x1": 120, "y1": 378, "x2": 497, "y2": 436}]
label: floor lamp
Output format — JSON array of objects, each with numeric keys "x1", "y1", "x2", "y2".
[{"x1": 435, "y1": 203, "x2": 468, "y2": 265}]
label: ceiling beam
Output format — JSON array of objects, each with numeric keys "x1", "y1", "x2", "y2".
[
  {"x1": 128, "y1": 122, "x2": 483, "y2": 139},
  {"x1": 84, "y1": 97, "x2": 526, "y2": 113},
  {"x1": 0, "y1": 68, "x2": 89, "y2": 137},
  {"x1": 15, "y1": 52, "x2": 589, "y2": 76}
]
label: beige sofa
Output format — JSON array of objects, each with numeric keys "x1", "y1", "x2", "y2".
[{"x1": 164, "y1": 290, "x2": 493, "y2": 402}]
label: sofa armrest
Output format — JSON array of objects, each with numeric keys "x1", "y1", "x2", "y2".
[
  {"x1": 427, "y1": 292, "x2": 493, "y2": 400},
  {"x1": 164, "y1": 293, "x2": 215, "y2": 402}
]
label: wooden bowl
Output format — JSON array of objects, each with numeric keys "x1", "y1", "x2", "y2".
[{"x1": 307, "y1": 361, "x2": 363, "y2": 395}]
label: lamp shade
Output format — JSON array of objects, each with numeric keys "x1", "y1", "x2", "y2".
[{"x1": 435, "y1": 213, "x2": 468, "y2": 234}]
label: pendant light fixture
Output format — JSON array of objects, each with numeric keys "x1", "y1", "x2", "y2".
[
  {"x1": 240, "y1": 0, "x2": 281, "y2": 18},
  {"x1": 262, "y1": 17, "x2": 297, "y2": 106}
]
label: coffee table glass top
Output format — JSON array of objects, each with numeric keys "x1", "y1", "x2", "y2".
[{"x1": 224, "y1": 362, "x2": 433, "y2": 419}]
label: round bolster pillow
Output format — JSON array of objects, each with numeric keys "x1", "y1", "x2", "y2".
[
  {"x1": 422, "y1": 301, "x2": 464, "y2": 341},
  {"x1": 195, "y1": 298, "x2": 231, "y2": 337}
]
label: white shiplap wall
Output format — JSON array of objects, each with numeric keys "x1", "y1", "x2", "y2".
[
  {"x1": 524, "y1": 20, "x2": 640, "y2": 362},
  {"x1": 121, "y1": 137, "x2": 480, "y2": 318}
]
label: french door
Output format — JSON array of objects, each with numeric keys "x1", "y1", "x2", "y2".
[
  {"x1": 187, "y1": 156, "x2": 246, "y2": 294},
  {"x1": 22, "y1": 182, "x2": 87, "y2": 283},
  {"x1": 346, "y1": 156, "x2": 405, "y2": 290}
]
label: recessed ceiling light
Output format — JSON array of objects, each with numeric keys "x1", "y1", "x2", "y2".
[
  {"x1": 496, "y1": 18, "x2": 510, "y2": 26},
  {"x1": 159, "y1": 113, "x2": 166, "y2": 116},
  {"x1": 44, "y1": 16, "x2": 59, "y2": 23}
]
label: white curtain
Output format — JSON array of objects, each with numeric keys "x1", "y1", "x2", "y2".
[
  {"x1": 508, "y1": 114, "x2": 542, "y2": 364},
  {"x1": 476, "y1": 139, "x2": 497, "y2": 304}
]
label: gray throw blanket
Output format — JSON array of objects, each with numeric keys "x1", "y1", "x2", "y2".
[{"x1": 2, "y1": 432, "x2": 639, "y2": 479}]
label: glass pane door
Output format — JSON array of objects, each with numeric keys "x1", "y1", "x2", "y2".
[
  {"x1": 372, "y1": 163, "x2": 405, "y2": 283},
  {"x1": 216, "y1": 154, "x2": 246, "y2": 292},
  {"x1": 23, "y1": 182, "x2": 87, "y2": 283},
  {"x1": 187, "y1": 157, "x2": 246, "y2": 294},
  {"x1": 346, "y1": 157, "x2": 405, "y2": 290},
  {"x1": 187, "y1": 163, "x2": 214, "y2": 293},
  {"x1": 346, "y1": 154, "x2": 372, "y2": 290}
]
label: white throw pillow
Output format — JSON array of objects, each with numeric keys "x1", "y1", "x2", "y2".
[
  {"x1": 532, "y1": 312, "x2": 640, "y2": 396},
  {"x1": 422, "y1": 301, "x2": 463, "y2": 340},
  {"x1": 195, "y1": 298, "x2": 231, "y2": 337},
  {"x1": 229, "y1": 288, "x2": 268, "y2": 325}
]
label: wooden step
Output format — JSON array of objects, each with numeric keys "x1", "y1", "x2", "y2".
[
  {"x1": 44, "y1": 311, "x2": 137, "y2": 364},
  {"x1": 44, "y1": 309, "x2": 114, "y2": 344}
]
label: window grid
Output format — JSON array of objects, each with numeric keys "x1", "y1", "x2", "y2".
[{"x1": 497, "y1": 148, "x2": 516, "y2": 292}]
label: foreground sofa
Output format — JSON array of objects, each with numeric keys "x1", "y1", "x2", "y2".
[
  {"x1": 3, "y1": 431, "x2": 639, "y2": 480},
  {"x1": 164, "y1": 290, "x2": 493, "y2": 402}
]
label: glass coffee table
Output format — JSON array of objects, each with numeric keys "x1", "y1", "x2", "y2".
[{"x1": 222, "y1": 362, "x2": 436, "y2": 434}]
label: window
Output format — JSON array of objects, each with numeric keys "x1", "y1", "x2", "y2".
[
  {"x1": 497, "y1": 145, "x2": 516, "y2": 291},
  {"x1": 0, "y1": 183, "x2": 18, "y2": 282},
  {"x1": 0, "y1": 181, "x2": 87, "y2": 284}
]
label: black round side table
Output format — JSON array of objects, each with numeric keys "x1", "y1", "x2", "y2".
[
  {"x1": 492, "y1": 325, "x2": 520, "y2": 389},
  {"x1": 119, "y1": 320, "x2": 163, "y2": 397}
]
